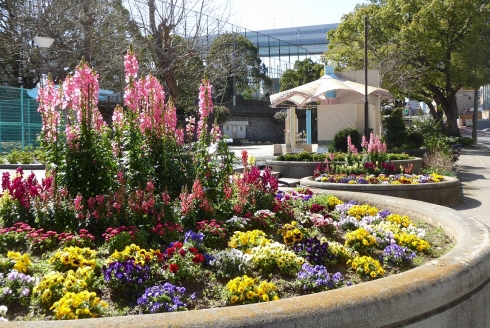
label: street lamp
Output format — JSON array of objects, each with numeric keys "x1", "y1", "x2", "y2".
[{"x1": 32, "y1": 36, "x2": 54, "y2": 87}]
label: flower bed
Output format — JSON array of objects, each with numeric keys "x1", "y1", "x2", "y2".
[
  {"x1": 0, "y1": 188, "x2": 452, "y2": 322},
  {"x1": 313, "y1": 173, "x2": 444, "y2": 184}
]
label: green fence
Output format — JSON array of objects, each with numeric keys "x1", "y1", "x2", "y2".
[{"x1": 0, "y1": 86, "x2": 42, "y2": 153}]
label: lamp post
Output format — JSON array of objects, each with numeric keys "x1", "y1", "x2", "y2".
[
  {"x1": 364, "y1": 16, "x2": 369, "y2": 140},
  {"x1": 32, "y1": 36, "x2": 54, "y2": 87}
]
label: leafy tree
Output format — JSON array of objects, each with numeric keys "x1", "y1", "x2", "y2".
[
  {"x1": 0, "y1": 0, "x2": 140, "y2": 90},
  {"x1": 206, "y1": 32, "x2": 271, "y2": 101},
  {"x1": 323, "y1": 0, "x2": 490, "y2": 135},
  {"x1": 279, "y1": 58, "x2": 323, "y2": 91}
]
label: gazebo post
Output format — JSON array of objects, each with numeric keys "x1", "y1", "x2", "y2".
[
  {"x1": 306, "y1": 109, "x2": 312, "y2": 144},
  {"x1": 289, "y1": 107, "x2": 296, "y2": 150}
]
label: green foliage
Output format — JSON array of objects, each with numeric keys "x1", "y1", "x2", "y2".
[
  {"x1": 323, "y1": 1, "x2": 490, "y2": 135},
  {"x1": 405, "y1": 131, "x2": 424, "y2": 149},
  {"x1": 331, "y1": 126, "x2": 361, "y2": 152},
  {"x1": 279, "y1": 58, "x2": 323, "y2": 91},
  {"x1": 207, "y1": 33, "x2": 268, "y2": 100},
  {"x1": 297, "y1": 152, "x2": 313, "y2": 162},
  {"x1": 273, "y1": 111, "x2": 288, "y2": 125},
  {"x1": 382, "y1": 108, "x2": 407, "y2": 149}
]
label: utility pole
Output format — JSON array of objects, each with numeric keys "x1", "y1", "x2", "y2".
[{"x1": 364, "y1": 16, "x2": 369, "y2": 140}]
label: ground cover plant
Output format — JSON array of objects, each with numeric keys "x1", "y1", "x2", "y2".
[{"x1": 0, "y1": 51, "x2": 453, "y2": 321}]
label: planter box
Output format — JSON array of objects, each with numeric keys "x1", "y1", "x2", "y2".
[
  {"x1": 300, "y1": 175, "x2": 460, "y2": 206},
  {"x1": 388, "y1": 148, "x2": 427, "y2": 158},
  {"x1": 267, "y1": 158, "x2": 424, "y2": 179}
]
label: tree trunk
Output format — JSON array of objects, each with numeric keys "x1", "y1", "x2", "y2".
[
  {"x1": 429, "y1": 84, "x2": 460, "y2": 135},
  {"x1": 472, "y1": 88, "x2": 479, "y2": 143}
]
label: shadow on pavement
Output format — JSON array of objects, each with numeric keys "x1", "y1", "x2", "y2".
[
  {"x1": 456, "y1": 170, "x2": 486, "y2": 183},
  {"x1": 450, "y1": 196, "x2": 482, "y2": 211}
]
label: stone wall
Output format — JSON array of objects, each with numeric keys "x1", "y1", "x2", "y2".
[
  {"x1": 95, "y1": 99, "x2": 308, "y2": 143},
  {"x1": 227, "y1": 101, "x2": 307, "y2": 143}
]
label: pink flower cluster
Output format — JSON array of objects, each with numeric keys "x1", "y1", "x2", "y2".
[
  {"x1": 37, "y1": 80, "x2": 61, "y2": 144},
  {"x1": 1, "y1": 168, "x2": 40, "y2": 208},
  {"x1": 363, "y1": 133, "x2": 387, "y2": 153},
  {"x1": 27, "y1": 228, "x2": 58, "y2": 245},
  {"x1": 0, "y1": 222, "x2": 34, "y2": 235},
  {"x1": 102, "y1": 226, "x2": 137, "y2": 242}
]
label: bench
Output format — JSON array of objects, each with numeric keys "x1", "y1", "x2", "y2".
[
  {"x1": 316, "y1": 147, "x2": 328, "y2": 154},
  {"x1": 292, "y1": 148, "x2": 304, "y2": 154},
  {"x1": 240, "y1": 139, "x2": 253, "y2": 146}
]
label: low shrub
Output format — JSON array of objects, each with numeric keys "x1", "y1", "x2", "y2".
[{"x1": 331, "y1": 126, "x2": 361, "y2": 152}]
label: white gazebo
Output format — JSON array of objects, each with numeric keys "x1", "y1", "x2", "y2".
[{"x1": 270, "y1": 66, "x2": 393, "y2": 153}]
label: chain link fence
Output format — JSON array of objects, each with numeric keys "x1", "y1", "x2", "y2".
[{"x1": 0, "y1": 86, "x2": 41, "y2": 153}]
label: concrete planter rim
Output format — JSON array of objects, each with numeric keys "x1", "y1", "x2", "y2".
[{"x1": 9, "y1": 191, "x2": 490, "y2": 328}]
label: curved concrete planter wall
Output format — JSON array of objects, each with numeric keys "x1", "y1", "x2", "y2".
[
  {"x1": 9, "y1": 191, "x2": 490, "y2": 328},
  {"x1": 267, "y1": 158, "x2": 424, "y2": 179},
  {"x1": 300, "y1": 176, "x2": 461, "y2": 206}
]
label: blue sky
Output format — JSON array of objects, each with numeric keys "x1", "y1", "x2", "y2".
[{"x1": 225, "y1": 0, "x2": 368, "y2": 31}]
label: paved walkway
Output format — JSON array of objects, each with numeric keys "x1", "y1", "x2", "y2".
[
  {"x1": 1, "y1": 143, "x2": 490, "y2": 228},
  {"x1": 450, "y1": 144, "x2": 490, "y2": 227}
]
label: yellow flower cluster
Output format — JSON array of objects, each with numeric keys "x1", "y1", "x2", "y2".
[
  {"x1": 50, "y1": 290, "x2": 107, "y2": 320},
  {"x1": 344, "y1": 227, "x2": 377, "y2": 251},
  {"x1": 7, "y1": 251, "x2": 31, "y2": 273},
  {"x1": 346, "y1": 205, "x2": 378, "y2": 219},
  {"x1": 226, "y1": 275, "x2": 279, "y2": 305},
  {"x1": 228, "y1": 230, "x2": 270, "y2": 251},
  {"x1": 386, "y1": 214, "x2": 414, "y2": 228},
  {"x1": 0, "y1": 191, "x2": 11, "y2": 210},
  {"x1": 277, "y1": 221, "x2": 303, "y2": 244},
  {"x1": 108, "y1": 244, "x2": 158, "y2": 266},
  {"x1": 323, "y1": 240, "x2": 354, "y2": 262},
  {"x1": 348, "y1": 255, "x2": 385, "y2": 279},
  {"x1": 49, "y1": 246, "x2": 97, "y2": 270},
  {"x1": 395, "y1": 233, "x2": 431, "y2": 252},
  {"x1": 34, "y1": 267, "x2": 95, "y2": 305},
  {"x1": 328, "y1": 196, "x2": 344, "y2": 209},
  {"x1": 248, "y1": 242, "x2": 305, "y2": 275},
  {"x1": 430, "y1": 173, "x2": 444, "y2": 182}
]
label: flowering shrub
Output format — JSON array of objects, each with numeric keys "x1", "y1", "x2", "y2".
[
  {"x1": 0, "y1": 269, "x2": 37, "y2": 306},
  {"x1": 209, "y1": 249, "x2": 248, "y2": 277},
  {"x1": 225, "y1": 275, "x2": 279, "y2": 304},
  {"x1": 348, "y1": 256, "x2": 385, "y2": 279},
  {"x1": 246, "y1": 242, "x2": 305, "y2": 276},
  {"x1": 0, "y1": 222, "x2": 33, "y2": 252},
  {"x1": 5, "y1": 251, "x2": 31, "y2": 273},
  {"x1": 150, "y1": 222, "x2": 184, "y2": 246},
  {"x1": 228, "y1": 230, "x2": 270, "y2": 251},
  {"x1": 49, "y1": 247, "x2": 97, "y2": 271},
  {"x1": 57, "y1": 230, "x2": 95, "y2": 248},
  {"x1": 382, "y1": 244, "x2": 416, "y2": 266},
  {"x1": 293, "y1": 237, "x2": 338, "y2": 266},
  {"x1": 103, "y1": 259, "x2": 151, "y2": 299},
  {"x1": 297, "y1": 263, "x2": 344, "y2": 292},
  {"x1": 33, "y1": 267, "x2": 95, "y2": 306},
  {"x1": 395, "y1": 232, "x2": 431, "y2": 252},
  {"x1": 161, "y1": 241, "x2": 207, "y2": 282},
  {"x1": 137, "y1": 283, "x2": 188, "y2": 313},
  {"x1": 27, "y1": 229, "x2": 58, "y2": 253},
  {"x1": 277, "y1": 221, "x2": 304, "y2": 244},
  {"x1": 196, "y1": 219, "x2": 227, "y2": 249},
  {"x1": 50, "y1": 290, "x2": 107, "y2": 320},
  {"x1": 344, "y1": 228, "x2": 378, "y2": 253}
]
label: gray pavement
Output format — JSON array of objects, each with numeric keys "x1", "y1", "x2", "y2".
[
  {"x1": 1, "y1": 143, "x2": 490, "y2": 228},
  {"x1": 449, "y1": 144, "x2": 490, "y2": 227}
]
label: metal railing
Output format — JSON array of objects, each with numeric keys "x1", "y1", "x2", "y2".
[{"x1": 0, "y1": 86, "x2": 42, "y2": 153}]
